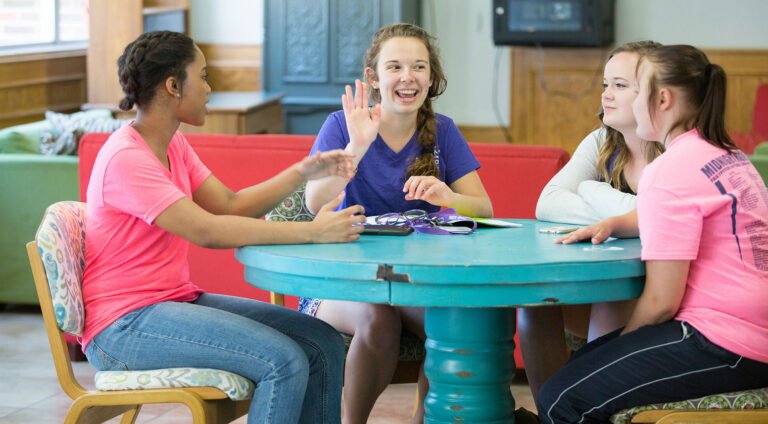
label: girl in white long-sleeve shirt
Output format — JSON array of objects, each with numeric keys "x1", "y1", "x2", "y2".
[{"x1": 520, "y1": 41, "x2": 664, "y2": 403}]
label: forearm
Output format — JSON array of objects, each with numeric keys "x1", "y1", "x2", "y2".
[
  {"x1": 578, "y1": 180, "x2": 638, "y2": 220},
  {"x1": 536, "y1": 186, "x2": 601, "y2": 225},
  {"x1": 305, "y1": 177, "x2": 349, "y2": 215},
  {"x1": 621, "y1": 294, "x2": 677, "y2": 334},
  {"x1": 306, "y1": 142, "x2": 370, "y2": 214},
  {"x1": 231, "y1": 165, "x2": 306, "y2": 218},
  {"x1": 605, "y1": 209, "x2": 639, "y2": 238},
  {"x1": 447, "y1": 193, "x2": 493, "y2": 218},
  {"x1": 198, "y1": 215, "x2": 315, "y2": 248},
  {"x1": 621, "y1": 260, "x2": 690, "y2": 335}
]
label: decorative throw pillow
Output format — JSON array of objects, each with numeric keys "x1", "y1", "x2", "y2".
[
  {"x1": 40, "y1": 111, "x2": 131, "y2": 156},
  {"x1": 265, "y1": 182, "x2": 315, "y2": 222}
]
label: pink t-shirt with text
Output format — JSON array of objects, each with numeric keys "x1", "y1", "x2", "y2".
[
  {"x1": 81, "y1": 125, "x2": 210, "y2": 348},
  {"x1": 638, "y1": 129, "x2": 768, "y2": 363}
]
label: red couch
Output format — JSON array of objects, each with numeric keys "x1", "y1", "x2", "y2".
[{"x1": 78, "y1": 132, "x2": 569, "y2": 366}]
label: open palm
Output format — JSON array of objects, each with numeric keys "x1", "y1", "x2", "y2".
[{"x1": 343, "y1": 79, "x2": 381, "y2": 147}]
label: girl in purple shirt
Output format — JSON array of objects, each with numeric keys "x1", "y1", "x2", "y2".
[{"x1": 303, "y1": 23, "x2": 493, "y2": 424}]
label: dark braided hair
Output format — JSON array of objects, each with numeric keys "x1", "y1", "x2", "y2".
[
  {"x1": 364, "y1": 23, "x2": 447, "y2": 178},
  {"x1": 117, "y1": 31, "x2": 197, "y2": 111}
]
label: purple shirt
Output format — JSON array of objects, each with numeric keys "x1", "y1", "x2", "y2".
[{"x1": 311, "y1": 110, "x2": 480, "y2": 215}]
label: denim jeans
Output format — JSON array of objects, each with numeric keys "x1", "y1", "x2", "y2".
[
  {"x1": 537, "y1": 320, "x2": 768, "y2": 424},
  {"x1": 85, "y1": 293, "x2": 344, "y2": 424}
]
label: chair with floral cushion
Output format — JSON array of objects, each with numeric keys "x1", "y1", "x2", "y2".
[
  {"x1": 609, "y1": 388, "x2": 768, "y2": 423},
  {"x1": 26, "y1": 201, "x2": 253, "y2": 423},
  {"x1": 266, "y1": 183, "x2": 425, "y2": 384}
]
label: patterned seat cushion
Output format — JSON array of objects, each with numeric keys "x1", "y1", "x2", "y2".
[
  {"x1": 610, "y1": 388, "x2": 768, "y2": 424},
  {"x1": 95, "y1": 368, "x2": 254, "y2": 401}
]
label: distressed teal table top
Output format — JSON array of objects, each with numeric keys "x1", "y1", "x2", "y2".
[
  {"x1": 236, "y1": 219, "x2": 646, "y2": 423},
  {"x1": 236, "y1": 220, "x2": 646, "y2": 307}
]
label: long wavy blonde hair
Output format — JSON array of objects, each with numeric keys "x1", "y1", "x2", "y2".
[
  {"x1": 364, "y1": 23, "x2": 447, "y2": 178},
  {"x1": 597, "y1": 41, "x2": 665, "y2": 189}
]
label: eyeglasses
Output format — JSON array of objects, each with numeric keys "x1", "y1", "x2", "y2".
[
  {"x1": 376, "y1": 209, "x2": 432, "y2": 227},
  {"x1": 375, "y1": 208, "x2": 477, "y2": 234}
]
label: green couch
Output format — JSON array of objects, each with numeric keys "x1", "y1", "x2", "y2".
[
  {"x1": 0, "y1": 109, "x2": 112, "y2": 304},
  {"x1": 751, "y1": 142, "x2": 768, "y2": 186}
]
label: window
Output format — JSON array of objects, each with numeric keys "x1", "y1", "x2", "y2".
[{"x1": 0, "y1": 0, "x2": 88, "y2": 49}]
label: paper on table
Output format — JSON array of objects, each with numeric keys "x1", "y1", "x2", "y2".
[{"x1": 475, "y1": 218, "x2": 522, "y2": 228}]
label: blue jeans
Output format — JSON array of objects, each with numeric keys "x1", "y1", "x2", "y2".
[
  {"x1": 537, "y1": 320, "x2": 768, "y2": 424},
  {"x1": 85, "y1": 293, "x2": 344, "y2": 424}
]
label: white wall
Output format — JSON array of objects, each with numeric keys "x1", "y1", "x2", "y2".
[
  {"x1": 189, "y1": 0, "x2": 263, "y2": 44},
  {"x1": 422, "y1": 0, "x2": 510, "y2": 127},
  {"x1": 188, "y1": 0, "x2": 768, "y2": 126}
]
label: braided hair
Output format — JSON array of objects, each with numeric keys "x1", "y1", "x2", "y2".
[
  {"x1": 117, "y1": 31, "x2": 197, "y2": 111},
  {"x1": 363, "y1": 23, "x2": 447, "y2": 178}
]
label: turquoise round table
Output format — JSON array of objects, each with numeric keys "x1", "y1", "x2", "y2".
[{"x1": 235, "y1": 220, "x2": 645, "y2": 423}]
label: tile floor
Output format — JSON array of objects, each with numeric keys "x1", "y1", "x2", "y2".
[{"x1": 0, "y1": 305, "x2": 535, "y2": 423}]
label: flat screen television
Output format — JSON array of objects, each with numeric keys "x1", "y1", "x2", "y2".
[{"x1": 493, "y1": 0, "x2": 614, "y2": 47}]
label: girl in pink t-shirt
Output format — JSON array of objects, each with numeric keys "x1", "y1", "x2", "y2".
[
  {"x1": 83, "y1": 31, "x2": 365, "y2": 424},
  {"x1": 535, "y1": 45, "x2": 768, "y2": 423}
]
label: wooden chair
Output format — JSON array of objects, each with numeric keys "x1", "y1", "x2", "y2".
[
  {"x1": 266, "y1": 184, "x2": 425, "y2": 384},
  {"x1": 27, "y1": 201, "x2": 252, "y2": 423}
]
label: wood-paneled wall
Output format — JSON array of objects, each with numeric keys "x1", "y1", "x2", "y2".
[
  {"x1": 198, "y1": 43, "x2": 261, "y2": 92},
  {"x1": 460, "y1": 47, "x2": 768, "y2": 153},
  {"x1": 0, "y1": 51, "x2": 87, "y2": 129}
]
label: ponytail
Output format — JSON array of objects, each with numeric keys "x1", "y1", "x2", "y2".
[
  {"x1": 642, "y1": 45, "x2": 738, "y2": 152},
  {"x1": 696, "y1": 63, "x2": 737, "y2": 152}
]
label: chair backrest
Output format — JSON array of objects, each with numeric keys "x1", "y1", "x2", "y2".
[
  {"x1": 34, "y1": 201, "x2": 87, "y2": 335},
  {"x1": 26, "y1": 201, "x2": 89, "y2": 398},
  {"x1": 754, "y1": 83, "x2": 768, "y2": 137}
]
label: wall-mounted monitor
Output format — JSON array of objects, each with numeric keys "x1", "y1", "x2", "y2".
[{"x1": 493, "y1": 0, "x2": 614, "y2": 47}]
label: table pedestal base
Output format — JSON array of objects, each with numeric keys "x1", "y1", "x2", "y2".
[{"x1": 424, "y1": 307, "x2": 517, "y2": 423}]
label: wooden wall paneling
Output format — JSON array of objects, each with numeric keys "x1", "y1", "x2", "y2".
[
  {"x1": 510, "y1": 46, "x2": 607, "y2": 154},
  {"x1": 198, "y1": 44, "x2": 261, "y2": 92},
  {"x1": 506, "y1": 47, "x2": 768, "y2": 154},
  {"x1": 0, "y1": 52, "x2": 86, "y2": 128},
  {"x1": 705, "y1": 50, "x2": 768, "y2": 134}
]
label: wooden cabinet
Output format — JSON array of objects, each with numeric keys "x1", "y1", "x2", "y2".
[{"x1": 86, "y1": 0, "x2": 189, "y2": 108}]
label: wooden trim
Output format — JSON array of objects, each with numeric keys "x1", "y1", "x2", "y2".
[
  {"x1": 0, "y1": 49, "x2": 87, "y2": 64},
  {"x1": 198, "y1": 43, "x2": 262, "y2": 92},
  {"x1": 458, "y1": 125, "x2": 514, "y2": 144},
  {"x1": 0, "y1": 74, "x2": 85, "y2": 90}
]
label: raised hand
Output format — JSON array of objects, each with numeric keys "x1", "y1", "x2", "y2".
[
  {"x1": 309, "y1": 194, "x2": 366, "y2": 243},
  {"x1": 343, "y1": 79, "x2": 381, "y2": 149},
  {"x1": 403, "y1": 176, "x2": 456, "y2": 207},
  {"x1": 296, "y1": 149, "x2": 356, "y2": 181}
]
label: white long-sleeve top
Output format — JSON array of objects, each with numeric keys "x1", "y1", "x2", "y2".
[{"x1": 535, "y1": 128, "x2": 638, "y2": 225}]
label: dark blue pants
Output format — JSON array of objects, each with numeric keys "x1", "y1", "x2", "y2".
[{"x1": 536, "y1": 320, "x2": 768, "y2": 424}]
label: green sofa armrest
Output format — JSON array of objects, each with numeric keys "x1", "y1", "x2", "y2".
[
  {"x1": 754, "y1": 142, "x2": 768, "y2": 156},
  {"x1": 0, "y1": 154, "x2": 79, "y2": 304}
]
